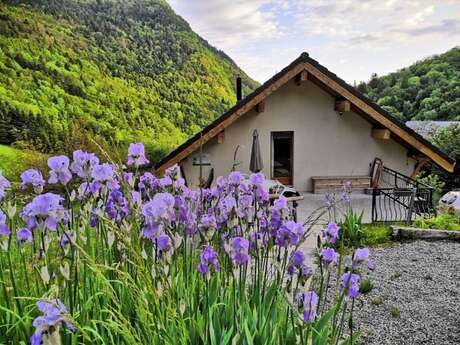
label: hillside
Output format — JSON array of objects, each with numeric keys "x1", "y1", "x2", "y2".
[
  {"x1": 357, "y1": 47, "x2": 460, "y2": 122},
  {"x1": 0, "y1": 0, "x2": 258, "y2": 159}
]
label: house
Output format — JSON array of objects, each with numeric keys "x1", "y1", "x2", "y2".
[
  {"x1": 406, "y1": 121, "x2": 460, "y2": 139},
  {"x1": 155, "y1": 53, "x2": 455, "y2": 192}
]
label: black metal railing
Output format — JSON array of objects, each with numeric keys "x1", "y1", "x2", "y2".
[{"x1": 371, "y1": 166, "x2": 434, "y2": 223}]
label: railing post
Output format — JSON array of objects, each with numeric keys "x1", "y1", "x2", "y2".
[
  {"x1": 372, "y1": 188, "x2": 377, "y2": 222},
  {"x1": 406, "y1": 188, "x2": 417, "y2": 224}
]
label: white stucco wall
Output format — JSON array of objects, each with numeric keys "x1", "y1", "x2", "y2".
[{"x1": 181, "y1": 79, "x2": 416, "y2": 192}]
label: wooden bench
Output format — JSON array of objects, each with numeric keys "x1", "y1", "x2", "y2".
[{"x1": 311, "y1": 176, "x2": 371, "y2": 194}]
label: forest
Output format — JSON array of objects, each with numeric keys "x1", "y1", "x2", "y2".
[
  {"x1": 357, "y1": 47, "x2": 460, "y2": 122},
  {"x1": 0, "y1": 0, "x2": 257, "y2": 160}
]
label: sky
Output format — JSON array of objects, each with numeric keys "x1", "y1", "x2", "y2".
[{"x1": 167, "y1": 0, "x2": 460, "y2": 84}]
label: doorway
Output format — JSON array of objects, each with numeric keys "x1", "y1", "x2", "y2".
[{"x1": 271, "y1": 131, "x2": 293, "y2": 185}]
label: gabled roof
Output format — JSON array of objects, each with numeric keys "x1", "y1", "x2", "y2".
[{"x1": 155, "y1": 53, "x2": 455, "y2": 173}]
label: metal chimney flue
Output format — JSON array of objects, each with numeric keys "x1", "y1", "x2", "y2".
[{"x1": 236, "y1": 76, "x2": 242, "y2": 102}]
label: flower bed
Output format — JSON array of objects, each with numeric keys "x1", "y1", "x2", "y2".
[{"x1": 0, "y1": 143, "x2": 372, "y2": 344}]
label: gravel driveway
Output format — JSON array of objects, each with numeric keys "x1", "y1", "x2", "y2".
[{"x1": 355, "y1": 240, "x2": 460, "y2": 345}]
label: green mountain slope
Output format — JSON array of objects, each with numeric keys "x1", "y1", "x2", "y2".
[
  {"x1": 357, "y1": 47, "x2": 460, "y2": 122},
  {"x1": 0, "y1": 0, "x2": 258, "y2": 157}
]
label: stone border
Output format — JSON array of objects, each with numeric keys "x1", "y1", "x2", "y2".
[{"x1": 390, "y1": 225, "x2": 460, "y2": 241}]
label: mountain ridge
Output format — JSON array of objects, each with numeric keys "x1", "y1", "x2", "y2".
[
  {"x1": 357, "y1": 47, "x2": 460, "y2": 122},
  {"x1": 0, "y1": 0, "x2": 258, "y2": 158}
]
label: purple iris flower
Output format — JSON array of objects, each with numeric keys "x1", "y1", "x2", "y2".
[
  {"x1": 105, "y1": 190, "x2": 129, "y2": 223},
  {"x1": 17, "y1": 228, "x2": 33, "y2": 244},
  {"x1": 30, "y1": 298, "x2": 75, "y2": 345},
  {"x1": 91, "y1": 163, "x2": 119, "y2": 190},
  {"x1": 340, "y1": 272, "x2": 360, "y2": 298},
  {"x1": 47, "y1": 156, "x2": 72, "y2": 185},
  {"x1": 352, "y1": 247, "x2": 374, "y2": 270},
  {"x1": 127, "y1": 142, "x2": 149, "y2": 167},
  {"x1": 197, "y1": 246, "x2": 219, "y2": 276},
  {"x1": 296, "y1": 291, "x2": 318, "y2": 323},
  {"x1": 156, "y1": 233, "x2": 173, "y2": 257},
  {"x1": 165, "y1": 164, "x2": 179, "y2": 178},
  {"x1": 255, "y1": 185, "x2": 269, "y2": 203},
  {"x1": 321, "y1": 247, "x2": 338, "y2": 266},
  {"x1": 0, "y1": 173, "x2": 11, "y2": 202},
  {"x1": 174, "y1": 177, "x2": 186, "y2": 190},
  {"x1": 142, "y1": 193, "x2": 175, "y2": 221},
  {"x1": 228, "y1": 171, "x2": 243, "y2": 186},
  {"x1": 138, "y1": 172, "x2": 160, "y2": 195},
  {"x1": 0, "y1": 210, "x2": 10, "y2": 236},
  {"x1": 322, "y1": 223, "x2": 339, "y2": 244},
  {"x1": 249, "y1": 172, "x2": 265, "y2": 186},
  {"x1": 199, "y1": 213, "x2": 217, "y2": 231},
  {"x1": 20, "y1": 193, "x2": 67, "y2": 231},
  {"x1": 59, "y1": 231, "x2": 75, "y2": 248},
  {"x1": 230, "y1": 237, "x2": 250, "y2": 266},
  {"x1": 216, "y1": 176, "x2": 228, "y2": 190},
  {"x1": 159, "y1": 175, "x2": 173, "y2": 188},
  {"x1": 70, "y1": 150, "x2": 99, "y2": 179},
  {"x1": 141, "y1": 193, "x2": 175, "y2": 240},
  {"x1": 273, "y1": 196, "x2": 288, "y2": 211},
  {"x1": 275, "y1": 221, "x2": 304, "y2": 247},
  {"x1": 20, "y1": 169, "x2": 45, "y2": 193},
  {"x1": 287, "y1": 250, "x2": 304, "y2": 275},
  {"x1": 123, "y1": 172, "x2": 135, "y2": 187}
]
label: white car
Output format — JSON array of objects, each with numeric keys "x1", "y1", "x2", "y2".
[{"x1": 438, "y1": 191, "x2": 460, "y2": 216}]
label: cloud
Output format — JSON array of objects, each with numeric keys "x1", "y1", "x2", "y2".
[
  {"x1": 168, "y1": 0, "x2": 460, "y2": 83},
  {"x1": 291, "y1": 0, "x2": 460, "y2": 47},
  {"x1": 168, "y1": 0, "x2": 282, "y2": 48},
  {"x1": 402, "y1": 19, "x2": 460, "y2": 36}
]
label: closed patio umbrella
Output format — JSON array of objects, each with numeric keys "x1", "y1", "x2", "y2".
[{"x1": 249, "y1": 129, "x2": 264, "y2": 173}]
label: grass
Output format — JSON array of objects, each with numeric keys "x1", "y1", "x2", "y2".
[
  {"x1": 412, "y1": 213, "x2": 460, "y2": 231},
  {"x1": 389, "y1": 306, "x2": 400, "y2": 318},
  {"x1": 360, "y1": 224, "x2": 393, "y2": 246},
  {"x1": 0, "y1": 144, "x2": 48, "y2": 182},
  {"x1": 0, "y1": 144, "x2": 23, "y2": 180}
]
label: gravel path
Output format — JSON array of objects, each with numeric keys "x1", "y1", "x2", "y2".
[{"x1": 355, "y1": 240, "x2": 460, "y2": 345}]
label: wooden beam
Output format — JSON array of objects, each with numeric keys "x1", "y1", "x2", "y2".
[
  {"x1": 371, "y1": 128, "x2": 391, "y2": 140},
  {"x1": 411, "y1": 158, "x2": 430, "y2": 179},
  {"x1": 334, "y1": 99, "x2": 351, "y2": 113},
  {"x1": 295, "y1": 70, "x2": 308, "y2": 85},
  {"x1": 217, "y1": 131, "x2": 225, "y2": 144},
  {"x1": 154, "y1": 63, "x2": 305, "y2": 174},
  {"x1": 304, "y1": 62, "x2": 455, "y2": 173},
  {"x1": 256, "y1": 101, "x2": 266, "y2": 113}
]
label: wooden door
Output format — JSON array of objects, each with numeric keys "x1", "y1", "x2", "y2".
[{"x1": 271, "y1": 131, "x2": 293, "y2": 185}]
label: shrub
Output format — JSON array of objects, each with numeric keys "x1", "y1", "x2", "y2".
[
  {"x1": 0, "y1": 144, "x2": 372, "y2": 344},
  {"x1": 413, "y1": 212, "x2": 460, "y2": 231}
]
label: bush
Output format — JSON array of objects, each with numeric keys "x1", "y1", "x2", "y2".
[{"x1": 413, "y1": 212, "x2": 460, "y2": 231}]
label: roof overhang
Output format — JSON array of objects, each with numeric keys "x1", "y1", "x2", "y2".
[{"x1": 155, "y1": 53, "x2": 455, "y2": 174}]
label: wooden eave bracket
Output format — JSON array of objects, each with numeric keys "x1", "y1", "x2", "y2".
[
  {"x1": 334, "y1": 99, "x2": 351, "y2": 113},
  {"x1": 295, "y1": 70, "x2": 308, "y2": 85},
  {"x1": 371, "y1": 128, "x2": 391, "y2": 140},
  {"x1": 217, "y1": 130, "x2": 225, "y2": 144},
  {"x1": 256, "y1": 101, "x2": 266, "y2": 113}
]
